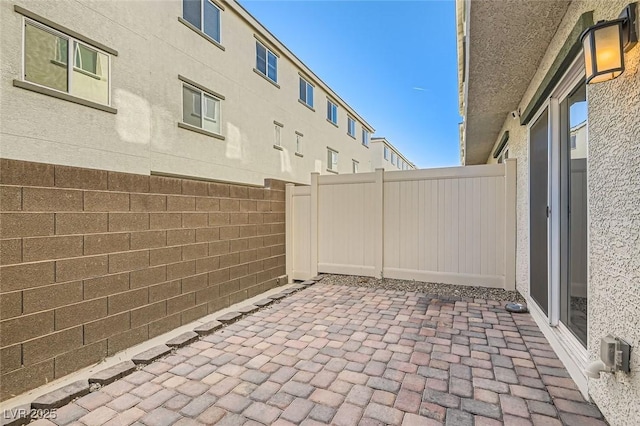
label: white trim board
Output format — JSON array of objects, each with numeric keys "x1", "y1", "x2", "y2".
[{"x1": 528, "y1": 296, "x2": 589, "y2": 399}]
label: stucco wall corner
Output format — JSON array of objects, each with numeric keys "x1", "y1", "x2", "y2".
[{"x1": 586, "y1": 35, "x2": 640, "y2": 426}]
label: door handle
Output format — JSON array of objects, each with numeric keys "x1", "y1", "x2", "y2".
[{"x1": 546, "y1": 206, "x2": 551, "y2": 218}]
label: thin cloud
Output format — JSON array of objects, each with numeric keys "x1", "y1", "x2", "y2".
[{"x1": 412, "y1": 87, "x2": 428, "y2": 91}]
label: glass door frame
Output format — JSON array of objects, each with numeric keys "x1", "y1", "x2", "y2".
[
  {"x1": 549, "y1": 56, "x2": 587, "y2": 329},
  {"x1": 526, "y1": 57, "x2": 590, "y2": 396},
  {"x1": 527, "y1": 55, "x2": 588, "y2": 358}
]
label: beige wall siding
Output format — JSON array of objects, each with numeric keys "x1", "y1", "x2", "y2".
[
  {"x1": 0, "y1": 159, "x2": 287, "y2": 401},
  {"x1": 0, "y1": 0, "x2": 374, "y2": 186},
  {"x1": 483, "y1": 1, "x2": 640, "y2": 423},
  {"x1": 370, "y1": 139, "x2": 416, "y2": 171}
]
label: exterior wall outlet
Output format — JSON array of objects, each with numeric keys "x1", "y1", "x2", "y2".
[{"x1": 600, "y1": 335, "x2": 631, "y2": 373}]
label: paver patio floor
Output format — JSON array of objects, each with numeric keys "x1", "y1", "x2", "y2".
[{"x1": 33, "y1": 284, "x2": 605, "y2": 425}]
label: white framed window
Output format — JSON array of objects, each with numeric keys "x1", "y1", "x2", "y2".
[
  {"x1": 183, "y1": 0, "x2": 221, "y2": 43},
  {"x1": 327, "y1": 100, "x2": 338, "y2": 125},
  {"x1": 256, "y1": 41, "x2": 277, "y2": 83},
  {"x1": 182, "y1": 82, "x2": 221, "y2": 135},
  {"x1": 497, "y1": 145, "x2": 509, "y2": 163},
  {"x1": 362, "y1": 129, "x2": 370, "y2": 147},
  {"x1": 391, "y1": 152, "x2": 396, "y2": 165},
  {"x1": 327, "y1": 148, "x2": 338, "y2": 172},
  {"x1": 274, "y1": 123, "x2": 282, "y2": 147},
  {"x1": 384, "y1": 146, "x2": 390, "y2": 160},
  {"x1": 299, "y1": 77, "x2": 313, "y2": 108},
  {"x1": 352, "y1": 160, "x2": 359, "y2": 173},
  {"x1": 347, "y1": 117, "x2": 356, "y2": 137},
  {"x1": 23, "y1": 19, "x2": 111, "y2": 105},
  {"x1": 296, "y1": 133, "x2": 303, "y2": 154}
]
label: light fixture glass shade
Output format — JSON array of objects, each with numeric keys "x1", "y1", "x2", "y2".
[{"x1": 581, "y1": 20, "x2": 625, "y2": 84}]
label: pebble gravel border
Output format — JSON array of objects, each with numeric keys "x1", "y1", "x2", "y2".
[{"x1": 320, "y1": 274, "x2": 526, "y2": 303}]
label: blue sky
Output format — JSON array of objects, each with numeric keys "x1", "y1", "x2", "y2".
[{"x1": 240, "y1": 0, "x2": 461, "y2": 168}]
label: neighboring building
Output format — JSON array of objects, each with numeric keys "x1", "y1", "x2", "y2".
[
  {"x1": 457, "y1": 0, "x2": 640, "y2": 424},
  {"x1": 370, "y1": 137, "x2": 417, "y2": 171},
  {"x1": 0, "y1": 0, "x2": 376, "y2": 186}
]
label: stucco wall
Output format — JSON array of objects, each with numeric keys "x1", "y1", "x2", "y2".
[
  {"x1": 484, "y1": 1, "x2": 640, "y2": 423},
  {"x1": 0, "y1": 0, "x2": 374, "y2": 186},
  {"x1": 370, "y1": 139, "x2": 415, "y2": 172}
]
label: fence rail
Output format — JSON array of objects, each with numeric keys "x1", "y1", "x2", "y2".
[{"x1": 286, "y1": 159, "x2": 516, "y2": 289}]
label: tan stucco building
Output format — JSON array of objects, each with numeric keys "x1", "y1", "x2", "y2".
[
  {"x1": 458, "y1": 1, "x2": 640, "y2": 424},
  {"x1": 0, "y1": 0, "x2": 386, "y2": 186},
  {"x1": 370, "y1": 137, "x2": 417, "y2": 172}
]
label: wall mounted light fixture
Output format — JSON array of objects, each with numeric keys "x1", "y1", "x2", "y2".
[{"x1": 581, "y1": 3, "x2": 638, "y2": 84}]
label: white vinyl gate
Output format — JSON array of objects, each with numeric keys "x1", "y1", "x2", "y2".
[{"x1": 286, "y1": 160, "x2": 516, "y2": 289}]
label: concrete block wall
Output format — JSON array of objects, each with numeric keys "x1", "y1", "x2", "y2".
[{"x1": 0, "y1": 158, "x2": 286, "y2": 401}]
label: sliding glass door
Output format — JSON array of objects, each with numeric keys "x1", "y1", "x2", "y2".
[
  {"x1": 530, "y1": 109, "x2": 550, "y2": 315},
  {"x1": 529, "y1": 61, "x2": 588, "y2": 349},
  {"x1": 560, "y1": 82, "x2": 588, "y2": 346}
]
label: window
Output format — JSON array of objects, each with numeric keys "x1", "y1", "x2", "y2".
[
  {"x1": 327, "y1": 148, "x2": 338, "y2": 172},
  {"x1": 497, "y1": 145, "x2": 509, "y2": 163},
  {"x1": 274, "y1": 123, "x2": 282, "y2": 147},
  {"x1": 256, "y1": 41, "x2": 277, "y2": 83},
  {"x1": 296, "y1": 133, "x2": 303, "y2": 154},
  {"x1": 384, "y1": 146, "x2": 390, "y2": 160},
  {"x1": 299, "y1": 77, "x2": 313, "y2": 108},
  {"x1": 182, "y1": 83, "x2": 221, "y2": 135},
  {"x1": 183, "y1": 0, "x2": 221, "y2": 43},
  {"x1": 347, "y1": 117, "x2": 356, "y2": 137},
  {"x1": 327, "y1": 100, "x2": 338, "y2": 125},
  {"x1": 352, "y1": 160, "x2": 359, "y2": 173},
  {"x1": 23, "y1": 20, "x2": 110, "y2": 105},
  {"x1": 362, "y1": 129, "x2": 370, "y2": 146},
  {"x1": 391, "y1": 152, "x2": 396, "y2": 165},
  {"x1": 570, "y1": 135, "x2": 577, "y2": 150}
]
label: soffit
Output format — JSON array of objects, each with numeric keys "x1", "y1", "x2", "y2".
[{"x1": 464, "y1": 0, "x2": 571, "y2": 164}]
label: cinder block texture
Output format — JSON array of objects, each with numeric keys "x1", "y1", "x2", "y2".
[{"x1": 0, "y1": 159, "x2": 286, "y2": 401}]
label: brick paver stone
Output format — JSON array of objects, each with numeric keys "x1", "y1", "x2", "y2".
[
  {"x1": 48, "y1": 403, "x2": 88, "y2": 425},
  {"x1": 280, "y1": 398, "x2": 315, "y2": 423},
  {"x1": 243, "y1": 401, "x2": 282, "y2": 424},
  {"x1": 308, "y1": 404, "x2": 336, "y2": 423},
  {"x1": 139, "y1": 407, "x2": 181, "y2": 426},
  {"x1": 75, "y1": 391, "x2": 113, "y2": 411},
  {"x1": 236, "y1": 305, "x2": 259, "y2": 314},
  {"x1": 403, "y1": 413, "x2": 442, "y2": 426},
  {"x1": 216, "y1": 393, "x2": 252, "y2": 413},
  {"x1": 137, "y1": 389, "x2": 176, "y2": 411},
  {"x1": 77, "y1": 406, "x2": 117, "y2": 426},
  {"x1": 17, "y1": 283, "x2": 607, "y2": 426},
  {"x1": 166, "y1": 331, "x2": 199, "y2": 348},
  {"x1": 32, "y1": 381, "x2": 90, "y2": 410},
  {"x1": 131, "y1": 345, "x2": 172, "y2": 365},
  {"x1": 332, "y1": 402, "x2": 364, "y2": 426},
  {"x1": 193, "y1": 320, "x2": 223, "y2": 335},
  {"x1": 363, "y1": 402, "x2": 404, "y2": 425},
  {"x1": 107, "y1": 393, "x2": 142, "y2": 412},
  {"x1": 216, "y1": 311, "x2": 242, "y2": 324},
  {"x1": 89, "y1": 361, "x2": 136, "y2": 386},
  {"x1": 446, "y1": 408, "x2": 474, "y2": 426}
]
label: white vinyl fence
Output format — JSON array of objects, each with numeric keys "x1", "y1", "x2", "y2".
[{"x1": 286, "y1": 159, "x2": 516, "y2": 289}]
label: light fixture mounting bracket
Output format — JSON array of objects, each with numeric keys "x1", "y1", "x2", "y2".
[{"x1": 621, "y1": 2, "x2": 638, "y2": 52}]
